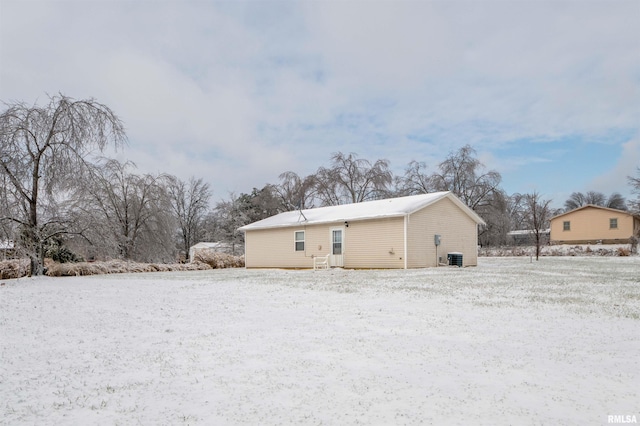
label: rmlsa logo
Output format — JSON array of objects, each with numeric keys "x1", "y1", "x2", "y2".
[{"x1": 608, "y1": 415, "x2": 638, "y2": 424}]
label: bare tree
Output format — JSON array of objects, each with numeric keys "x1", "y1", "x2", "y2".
[
  {"x1": 395, "y1": 160, "x2": 435, "y2": 196},
  {"x1": 506, "y1": 192, "x2": 530, "y2": 233},
  {"x1": 81, "y1": 159, "x2": 174, "y2": 262},
  {"x1": 315, "y1": 152, "x2": 392, "y2": 205},
  {"x1": 429, "y1": 145, "x2": 506, "y2": 246},
  {"x1": 275, "y1": 171, "x2": 317, "y2": 210},
  {"x1": 207, "y1": 186, "x2": 288, "y2": 255},
  {"x1": 477, "y1": 190, "x2": 511, "y2": 247},
  {"x1": 431, "y1": 145, "x2": 502, "y2": 210},
  {"x1": 165, "y1": 175, "x2": 212, "y2": 261},
  {"x1": 209, "y1": 194, "x2": 249, "y2": 255},
  {"x1": 523, "y1": 191, "x2": 553, "y2": 261},
  {"x1": 0, "y1": 173, "x2": 18, "y2": 260},
  {"x1": 0, "y1": 94, "x2": 126, "y2": 275},
  {"x1": 605, "y1": 192, "x2": 628, "y2": 210},
  {"x1": 585, "y1": 191, "x2": 606, "y2": 207},
  {"x1": 629, "y1": 167, "x2": 640, "y2": 214},
  {"x1": 564, "y1": 191, "x2": 627, "y2": 211},
  {"x1": 313, "y1": 166, "x2": 343, "y2": 207}
]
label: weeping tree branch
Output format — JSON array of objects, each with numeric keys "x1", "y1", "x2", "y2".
[{"x1": 0, "y1": 93, "x2": 126, "y2": 275}]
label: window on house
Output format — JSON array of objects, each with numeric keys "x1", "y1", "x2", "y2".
[
  {"x1": 563, "y1": 221, "x2": 570, "y2": 231},
  {"x1": 294, "y1": 231, "x2": 305, "y2": 251},
  {"x1": 332, "y1": 229, "x2": 342, "y2": 255},
  {"x1": 610, "y1": 218, "x2": 618, "y2": 229}
]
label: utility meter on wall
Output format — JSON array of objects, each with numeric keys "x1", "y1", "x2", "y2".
[{"x1": 434, "y1": 234, "x2": 441, "y2": 246}]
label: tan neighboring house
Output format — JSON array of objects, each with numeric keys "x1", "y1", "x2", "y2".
[
  {"x1": 238, "y1": 191, "x2": 485, "y2": 269},
  {"x1": 550, "y1": 205, "x2": 640, "y2": 245}
]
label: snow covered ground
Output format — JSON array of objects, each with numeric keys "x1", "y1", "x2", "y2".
[{"x1": 1, "y1": 257, "x2": 639, "y2": 425}]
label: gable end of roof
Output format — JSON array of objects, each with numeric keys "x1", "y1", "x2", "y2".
[{"x1": 551, "y1": 204, "x2": 639, "y2": 220}]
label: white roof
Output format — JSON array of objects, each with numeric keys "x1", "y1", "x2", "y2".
[
  {"x1": 507, "y1": 229, "x2": 550, "y2": 236},
  {"x1": 190, "y1": 242, "x2": 227, "y2": 250},
  {"x1": 239, "y1": 191, "x2": 485, "y2": 231}
]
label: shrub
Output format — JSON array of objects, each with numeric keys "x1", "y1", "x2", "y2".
[
  {"x1": 44, "y1": 238, "x2": 83, "y2": 263},
  {"x1": 0, "y1": 259, "x2": 30, "y2": 279},
  {"x1": 45, "y1": 259, "x2": 214, "y2": 277},
  {"x1": 617, "y1": 247, "x2": 631, "y2": 257},
  {"x1": 1, "y1": 257, "x2": 230, "y2": 279},
  {"x1": 193, "y1": 250, "x2": 245, "y2": 268}
]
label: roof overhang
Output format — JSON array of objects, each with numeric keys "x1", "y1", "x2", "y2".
[
  {"x1": 551, "y1": 204, "x2": 640, "y2": 221},
  {"x1": 238, "y1": 192, "x2": 486, "y2": 232}
]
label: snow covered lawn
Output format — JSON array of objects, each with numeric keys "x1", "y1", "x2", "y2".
[{"x1": 1, "y1": 257, "x2": 639, "y2": 425}]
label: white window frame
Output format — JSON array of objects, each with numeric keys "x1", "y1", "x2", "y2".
[
  {"x1": 294, "y1": 230, "x2": 305, "y2": 251},
  {"x1": 331, "y1": 228, "x2": 343, "y2": 255},
  {"x1": 563, "y1": 221, "x2": 570, "y2": 231},
  {"x1": 610, "y1": 218, "x2": 618, "y2": 229}
]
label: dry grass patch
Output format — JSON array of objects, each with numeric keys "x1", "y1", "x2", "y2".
[
  {"x1": 44, "y1": 259, "x2": 217, "y2": 277},
  {"x1": 193, "y1": 250, "x2": 245, "y2": 269},
  {"x1": 2, "y1": 254, "x2": 246, "y2": 279},
  {"x1": 0, "y1": 259, "x2": 29, "y2": 279},
  {"x1": 617, "y1": 247, "x2": 631, "y2": 256},
  {"x1": 44, "y1": 252, "x2": 246, "y2": 277}
]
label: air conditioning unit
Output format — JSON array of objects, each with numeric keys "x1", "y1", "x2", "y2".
[{"x1": 447, "y1": 252, "x2": 463, "y2": 267}]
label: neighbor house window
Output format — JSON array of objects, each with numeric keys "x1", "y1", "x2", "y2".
[
  {"x1": 563, "y1": 221, "x2": 570, "y2": 231},
  {"x1": 294, "y1": 231, "x2": 305, "y2": 251},
  {"x1": 610, "y1": 218, "x2": 618, "y2": 229}
]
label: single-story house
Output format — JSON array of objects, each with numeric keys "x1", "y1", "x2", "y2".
[
  {"x1": 507, "y1": 229, "x2": 550, "y2": 246},
  {"x1": 189, "y1": 242, "x2": 231, "y2": 263},
  {"x1": 1, "y1": 240, "x2": 15, "y2": 260},
  {"x1": 550, "y1": 205, "x2": 640, "y2": 245},
  {"x1": 238, "y1": 191, "x2": 485, "y2": 269}
]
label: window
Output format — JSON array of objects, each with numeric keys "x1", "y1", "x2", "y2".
[
  {"x1": 294, "y1": 231, "x2": 305, "y2": 251},
  {"x1": 332, "y1": 229, "x2": 342, "y2": 255},
  {"x1": 610, "y1": 218, "x2": 618, "y2": 229},
  {"x1": 563, "y1": 221, "x2": 570, "y2": 231}
]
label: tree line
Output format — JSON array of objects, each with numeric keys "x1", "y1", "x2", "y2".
[{"x1": 2, "y1": 94, "x2": 639, "y2": 274}]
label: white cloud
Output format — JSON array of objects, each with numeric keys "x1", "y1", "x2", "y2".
[
  {"x1": 589, "y1": 137, "x2": 640, "y2": 198},
  {"x1": 1, "y1": 0, "x2": 638, "y2": 198}
]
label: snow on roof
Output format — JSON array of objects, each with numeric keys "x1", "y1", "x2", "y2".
[
  {"x1": 507, "y1": 229, "x2": 550, "y2": 236},
  {"x1": 239, "y1": 191, "x2": 485, "y2": 231},
  {"x1": 190, "y1": 242, "x2": 227, "y2": 250}
]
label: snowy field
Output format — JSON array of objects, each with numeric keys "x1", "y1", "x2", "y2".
[{"x1": 1, "y1": 257, "x2": 639, "y2": 425}]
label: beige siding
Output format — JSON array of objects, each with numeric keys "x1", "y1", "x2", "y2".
[
  {"x1": 245, "y1": 219, "x2": 405, "y2": 269},
  {"x1": 406, "y1": 197, "x2": 478, "y2": 267},
  {"x1": 342, "y1": 217, "x2": 405, "y2": 269},
  {"x1": 244, "y1": 197, "x2": 481, "y2": 269},
  {"x1": 550, "y1": 207, "x2": 638, "y2": 244},
  {"x1": 244, "y1": 224, "x2": 333, "y2": 268}
]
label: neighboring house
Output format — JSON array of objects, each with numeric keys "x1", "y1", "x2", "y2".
[
  {"x1": 507, "y1": 229, "x2": 550, "y2": 246},
  {"x1": 550, "y1": 205, "x2": 640, "y2": 245},
  {"x1": 1, "y1": 240, "x2": 15, "y2": 260},
  {"x1": 189, "y1": 242, "x2": 231, "y2": 263},
  {"x1": 238, "y1": 191, "x2": 485, "y2": 269}
]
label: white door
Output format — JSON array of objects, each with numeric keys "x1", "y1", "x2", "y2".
[{"x1": 330, "y1": 228, "x2": 344, "y2": 267}]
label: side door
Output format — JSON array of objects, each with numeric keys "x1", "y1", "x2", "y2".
[{"x1": 330, "y1": 227, "x2": 344, "y2": 267}]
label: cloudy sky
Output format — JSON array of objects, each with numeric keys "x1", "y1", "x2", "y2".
[{"x1": 1, "y1": 0, "x2": 639, "y2": 207}]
